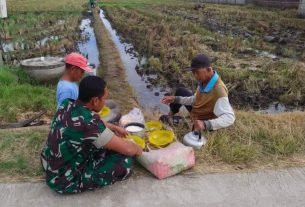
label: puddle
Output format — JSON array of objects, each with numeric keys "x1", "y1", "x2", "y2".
[
  {"x1": 77, "y1": 18, "x2": 100, "y2": 76},
  {"x1": 1, "y1": 42, "x2": 14, "y2": 52},
  {"x1": 99, "y1": 9, "x2": 169, "y2": 113},
  {"x1": 1, "y1": 41, "x2": 26, "y2": 52},
  {"x1": 1, "y1": 36, "x2": 61, "y2": 53},
  {"x1": 255, "y1": 50, "x2": 278, "y2": 60},
  {"x1": 261, "y1": 103, "x2": 287, "y2": 114},
  {"x1": 1, "y1": 18, "x2": 100, "y2": 69},
  {"x1": 39, "y1": 36, "x2": 61, "y2": 46}
]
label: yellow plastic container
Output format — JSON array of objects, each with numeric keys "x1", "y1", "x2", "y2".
[
  {"x1": 145, "y1": 121, "x2": 163, "y2": 131},
  {"x1": 98, "y1": 106, "x2": 111, "y2": 118},
  {"x1": 148, "y1": 130, "x2": 175, "y2": 147},
  {"x1": 126, "y1": 135, "x2": 145, "y2": 149}
]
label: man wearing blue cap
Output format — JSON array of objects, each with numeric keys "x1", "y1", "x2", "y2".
[{"x1": 161, "y1": 54, "x2": 235, "y2": 131}]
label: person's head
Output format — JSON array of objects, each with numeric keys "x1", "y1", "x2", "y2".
[
  {"x1": 189, "y1": 54, "x2": 214, "y2": 84},
  {"x1": 64, "y1": 53, "x2": 93, "y2": 82},
  {"x1": 78, "y1": 76, "x2": 109, "y2": 112}
]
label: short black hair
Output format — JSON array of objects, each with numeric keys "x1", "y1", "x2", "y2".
[
  {"x1": 191, "y1": 54, "x2": 211, "y2": 70},
  {"x1": 78, "y1": 76, "x2": 107, "y2": 103},
  {"x1": 65, "y1": 63, "x2": 75, "y2": 70}
]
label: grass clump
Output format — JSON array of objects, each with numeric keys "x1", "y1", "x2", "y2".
[
  {"x1": 0, "y1": 127, "x2": 49, "y2": 182},
  {"x1": 197, "y1": 111, "x2": 305, "y2": 167}
]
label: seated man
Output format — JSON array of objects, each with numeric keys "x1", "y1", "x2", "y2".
[
  {"x1": 41, "y1": 76, "x2": 142, "y2": 194},
  {"x1": 161, "y1": 54, "x2": 235, "y2": 131}
]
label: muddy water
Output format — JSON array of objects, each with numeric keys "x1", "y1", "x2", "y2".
[
  {"x1": 260, "y1": 103, "x2": 287, "y2": 113},
  {"x1": 1, "y1": 36, "x2": 62, "y2": 53},
  {"x1": 78, "y1": 18, "x2": 100, "y2": 76},
  {"x1": 99, "y1": 9, "x2": 169, "y2": 113}
]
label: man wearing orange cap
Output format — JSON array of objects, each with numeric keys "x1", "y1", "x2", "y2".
[{"x1": 56, "y1": 52, "x2": 93, "y2": 109}]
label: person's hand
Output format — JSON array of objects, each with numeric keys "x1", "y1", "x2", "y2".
[
  {"x1": 135, "y1": 145, "x2": 143, "y2": 156},
  {"x1": 194, "y1": 120, "x2": 206, "y2": 131},
  {"x1": 161, "y1": 96, "x2": 175, "y2": 105},
  {"x1": 126, "y1": 140, "x2": 142, "y2": 156},
  {"x1": 114, "y1": 126, "x2": 129, "y2": 138}
]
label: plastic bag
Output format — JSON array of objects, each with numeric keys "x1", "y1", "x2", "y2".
[
  {"x1": 119, "y1": 108, "x2": 145, "y2": 127},
  {"x1": 137, "y1": 142, "x2": 195, "y2": 179}
]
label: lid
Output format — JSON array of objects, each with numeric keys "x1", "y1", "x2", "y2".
[{"x1": 185, "y1": 131, "x2": 201, "y2": 140}]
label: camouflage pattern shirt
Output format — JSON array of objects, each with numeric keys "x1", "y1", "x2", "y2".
[{"x1": 41, "y1": 99, "x2": 132, "y2": 193}]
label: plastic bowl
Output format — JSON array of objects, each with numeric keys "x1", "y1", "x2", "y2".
[
  {"x1": 148, "y1": 130, "x2": 175, "y2": 147},
  {"x1": 145, "y1": 121, "x2": 163, "y2": 131},
  {"x1": 98, "y1": 106, "x2": 111, "y2": 118},
  {"x1": 126, "y1": 135, "x2": 145, "y2": 149},
  {"x1": 124, "y1": 122, "x2": 145, "y2": 137}
]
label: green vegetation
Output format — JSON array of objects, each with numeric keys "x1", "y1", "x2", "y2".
[
  {"x1": 0, "y1": 67, "x2": 56, "y2": 123},
  {"x1": 7, "y1": 0, "x2": 86, "y2": 12},
  {"x1": 1, "y1": 111, "x2": 304, "y2": 181},
  {"x1": 1, "y1": 0, "x2": 87, "y2": 63},
  {"x1": 0, "y1": 0, "x2": 87, "y2": 122},
  {"x1": 200, "y1": 111, "x2": 305, "y2": 166},
  {"x1": 0, "y1": 127, "x2": 48, "y2": 182},
  {"x1": 0, "y1": 0, "x2": 304, "y2": 181}
]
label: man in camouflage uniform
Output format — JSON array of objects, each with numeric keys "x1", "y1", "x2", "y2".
[{"x1": 41, "y1": 76, "x2": 142, "y2": 194}]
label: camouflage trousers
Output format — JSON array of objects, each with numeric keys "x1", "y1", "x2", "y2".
[{"x1": 45, "y1": 150, "x2": 133, "y2": 194}]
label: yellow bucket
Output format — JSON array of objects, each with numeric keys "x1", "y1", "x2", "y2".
[
  {"x1": 98, "y1": 106, "x2": 111, "y2": 118},
  {"x1": 148, "y1": 130, "x2": 175, "y2": 147},
  {"x1": 126, "y1": 135, "x2": 145, "y2": 149},
  {"x1": 145, "y1": 121, "x2": 163, "y2": 131}
]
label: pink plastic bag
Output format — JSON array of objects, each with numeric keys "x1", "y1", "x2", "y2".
[{"x1": 136, "y1": 142, "x2": 195, "y2": 179}]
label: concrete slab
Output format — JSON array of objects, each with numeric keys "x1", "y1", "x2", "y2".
[{"x1": 1, "y1": 167, "x2": 305, "y2": 207}]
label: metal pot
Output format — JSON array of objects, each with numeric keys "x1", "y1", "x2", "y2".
[
  {"x1": 20, "y1": 56, "x2": 65, "y2": 81},
  {"x1": 183, "y1": 131, "x2": 207, "y2": 150},
  {"x1": 124, "y1": 122, "x2": 145, "y2": 137}
]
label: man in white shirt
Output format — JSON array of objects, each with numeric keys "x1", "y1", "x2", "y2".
[{"x1": 161, "y1": 54, "x2": 235, "y2": 131}]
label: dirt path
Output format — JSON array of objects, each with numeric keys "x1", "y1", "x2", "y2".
[{"x1": 93, "y1": 9, "x2": 138, "y2": 113}]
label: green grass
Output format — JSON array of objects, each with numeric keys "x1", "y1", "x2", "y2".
[
  {"x1": 172, "y1": 111, "x2": 305, "y2": 171},
  {"x1": 7, "y1": 0, "x2": 87, "y2": 12},
  {"x1": 0, "y1": 0, "x2": 304, "y2": 182},
  {"x1": 0, "y1": 111, "x2": 304, "y2": 181},
  {"x1": 99, "y1": 0, "x2": 184, "y2": 7},
  {"x1": 0, "y1": 67, "x2": 56, "y2": 123},
  {"x1": 0, "y1": 0, "x2": 86, "y2": 117},
  {"x1": 1, "y1": 0, "x2": 87, "y2": 63},
  {"x1": 0, "y1": 127, "x2": 49, "y2": 181}
]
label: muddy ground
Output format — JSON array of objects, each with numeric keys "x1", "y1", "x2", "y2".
[{"x1": 101, "y1": 3, "x2": 305, "y2": 111}]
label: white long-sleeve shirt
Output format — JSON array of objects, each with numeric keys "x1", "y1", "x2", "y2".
[{"x1": 175, "y1": 96, "x2": 235, "y2": 131}]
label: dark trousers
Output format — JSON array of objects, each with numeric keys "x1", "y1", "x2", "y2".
[{"x1": 170, "y1": 88, "x2": 193, "y2": 114}]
